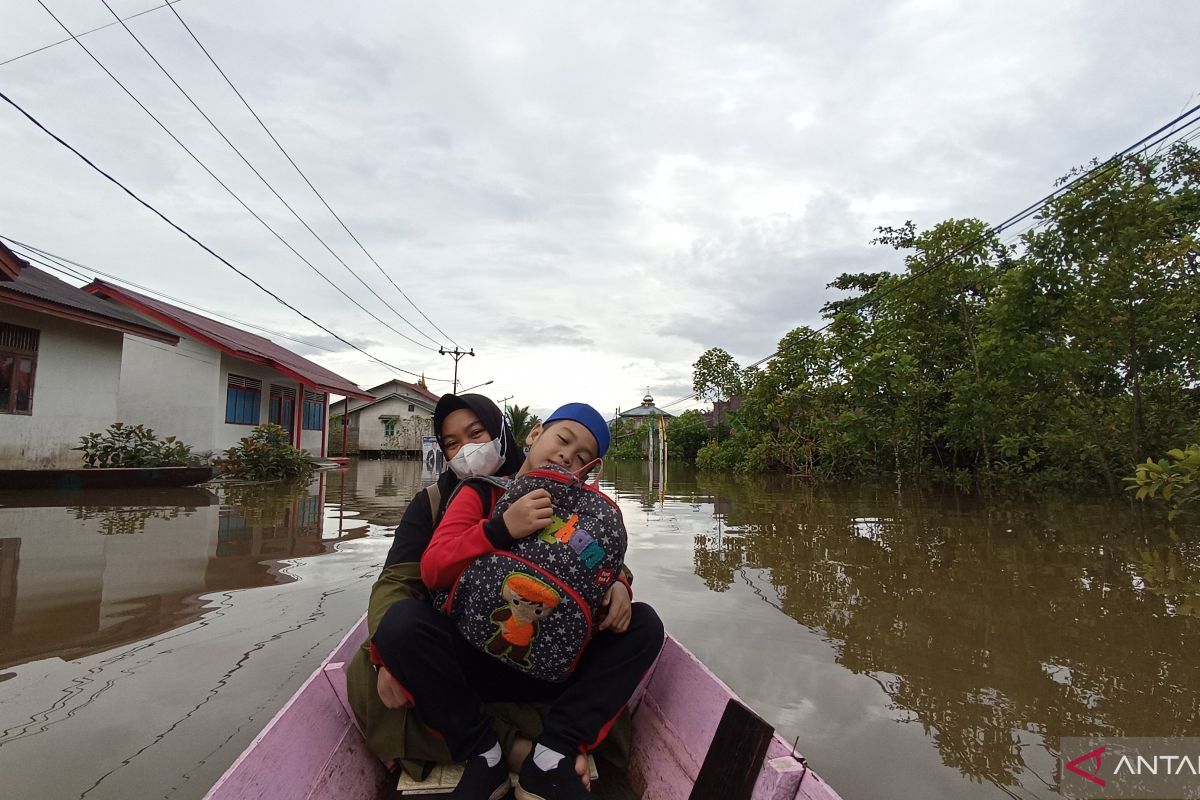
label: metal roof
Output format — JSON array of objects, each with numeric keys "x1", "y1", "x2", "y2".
[
  {"x1": 0, "y1": 245, "x2": 178, "y2": 343},
  {"x1": 85, "y1": 279, "x2": 373, "y2": 400},
  {"x1": 618, "y1": 392, "x2": 675, "y2": 418}
]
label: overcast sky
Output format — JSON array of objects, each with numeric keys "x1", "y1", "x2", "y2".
[{"x1": 3, "y1": 0, "x2": 1198, "y2": 419}]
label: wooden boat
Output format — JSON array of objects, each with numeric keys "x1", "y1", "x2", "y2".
[{"x1": 204, "y1": 614, "x2": 843, "y2": 800}]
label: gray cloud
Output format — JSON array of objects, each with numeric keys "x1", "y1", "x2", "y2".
[{"x1": 3, "y1": 0, "x2": 1199, "y2": 415}]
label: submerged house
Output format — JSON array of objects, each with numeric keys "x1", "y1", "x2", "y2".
[
  {"x1": 328, "y1": 379, "x2": 439, "y2": 457},
  {"x1": 0, "y1": 243, "x2": 179, "y2": 469},
  {"x1": 83, "y1": 280, "x2": 373, "y2": 458}
]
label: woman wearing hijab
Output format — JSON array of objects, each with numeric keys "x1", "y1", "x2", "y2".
[{"x1": 347, "y1": 393, "x2": 525, "y2": 780}]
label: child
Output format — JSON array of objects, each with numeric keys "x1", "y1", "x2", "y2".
[{"x1": 375, "y1": 403, "x2": 664, "y2": 800}]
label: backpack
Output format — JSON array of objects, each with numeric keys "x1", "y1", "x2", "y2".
[{"x1": 433, "y1": 463, "x2": 627, "y2": 683}]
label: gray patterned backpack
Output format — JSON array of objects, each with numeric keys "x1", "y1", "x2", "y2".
[{"x1": 435, "y1": 463, "x2": 627, "y2": 682}]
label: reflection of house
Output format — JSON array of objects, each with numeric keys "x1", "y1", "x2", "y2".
[
  {"x1": 84, "y1": 280, "x2": 373, "y2": 457},
  {"x1": 328, "y1": 379, "x2": 438, "y2": 457},
  {"x1": 0, "y1": 478, "x2": 351, "y2": 668},
  {"x1": 0, "y1": 243, "x2": 180, "y2": 468}
]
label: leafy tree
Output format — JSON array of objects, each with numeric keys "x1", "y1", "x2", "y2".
[
  {"x1": 692, "y1": 348, "x2": 743, "y2": 404},
  {"x1": 667, "y1": 410, "x2": 709, "y2": 460},
  {"x1": 220, "y1": 423, "x2": 313, "y2": 481},
  {"x1": 504, "y1": 403, "x2": 540, "y2": 444},
  {"x1": 687, "y1": 141, "x2": 1200, "y2": 492}
]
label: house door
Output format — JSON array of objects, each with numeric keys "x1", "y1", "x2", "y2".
[{"x1": 269, "y1": 385, "x2": 296, "y2": 440}]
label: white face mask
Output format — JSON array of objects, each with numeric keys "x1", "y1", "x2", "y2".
[{"x1": 447, "y1": 437, "x2": 505, "y2": 479}]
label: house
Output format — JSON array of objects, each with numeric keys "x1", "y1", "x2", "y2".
[
  {"x1": 83, "y1": 280, "x2": 373, "y2": 458},
  {"x1": 0, "y1": 243, "x2": 180, "y2": 469},
  {"x1": 328, "y1": 378, "x2": 439, "y2": 457}
]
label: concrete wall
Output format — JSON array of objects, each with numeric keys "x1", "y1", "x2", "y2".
[
  {"x1": 0, "y1": 306, "x2": 124, "y2": 469},
  {"x1": 215, "y1": 354, "x2": 328, "y2": 456},
  {"x1": 118, "y1": 334, "x2": 220, "y2": 455}
]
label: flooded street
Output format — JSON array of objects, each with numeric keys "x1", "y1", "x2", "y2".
[{"x1": 1, "y1": 459, "x2": 1198, "y2": 799}]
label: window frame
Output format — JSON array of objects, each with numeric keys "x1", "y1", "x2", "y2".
[
  {"x1": 302, "y1": 390, "x2": 325, "y2": 431},
  {"x1": 0, "y1": 323, "x2": 39, "y2": 416},
  {"x1": 225, "y1": 374, "x2": 262, "y2": 425}
]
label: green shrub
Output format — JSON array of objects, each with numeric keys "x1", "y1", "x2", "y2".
[
  {"x1": 1126, "y1": 444, "x2": 1200, "y2": 521},
  {"x1": 75, "y1": 422, "x2": 194, "y2": 467},
  {"x1": 220, "y1": 423, "x2": 314, "y2": 481}
]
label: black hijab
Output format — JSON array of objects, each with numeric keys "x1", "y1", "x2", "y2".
[{"x1": 430, "y1": 393, "x2": 525, "y2": 511}]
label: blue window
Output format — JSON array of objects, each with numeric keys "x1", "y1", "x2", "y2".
[
  {"x1": 302, "y1": 390, "x2": 325, "y2": 431},
  {"x1": 225, "y1": 375, "x2": 261, "y2": 424}
]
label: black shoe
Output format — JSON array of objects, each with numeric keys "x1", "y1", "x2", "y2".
[
  {"x1": 515, "y1": 751, "x2": 591, "y2": 800},
  {"x1": 450, "y1": 754, "x2": 510, "y2": 800}
]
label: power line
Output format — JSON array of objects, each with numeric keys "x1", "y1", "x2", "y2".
[
  {"x1": 0, "y1": 0, "x2": 184, "y2": 68},
  {"x1": 658, "y1": 103, "x2": 1200, "y2": 411},
  {"x1": 0, "y1": 88, "x2": 452, "y2": 383},
  {"x1": 33, "y1": 0, "x2": 438, "y2": 353},
  {"x1": 165, "y1": 2, "x2": 461, "y2": 348},
  {"x1": 96, "y1": 0, "x2": 447, "y2": 350},
  {"x1": 4, "y1": 236, "x2": 345, "y2": 354}
]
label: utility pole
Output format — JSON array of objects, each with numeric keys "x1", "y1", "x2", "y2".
[{"x1": 439, "y1": 346, "x2": 474, "y2": 393}]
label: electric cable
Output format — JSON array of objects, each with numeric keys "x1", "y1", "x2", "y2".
[
  {"x1": 97, "y1": 0, "x2": 446, "y2": 349},
  {"x1": 0, "y1": 0, "x2": 184, "y2": 68},
  {"x1": 165, "y1": 1, "x2": 461, "y2": 348},
  {"x1": 4, "y1": 236, "x2": 346, "y2": 354},
  {"x1": 33, "y1": 0, "x2": 439, "y2": 352},
  {"x1": 0, "y1": 88, "x2": 452, "y2": 383}
]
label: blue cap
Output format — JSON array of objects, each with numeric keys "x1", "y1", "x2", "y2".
[{"x1": 544, "y1": 402, "x2": 610, "y2": 457}]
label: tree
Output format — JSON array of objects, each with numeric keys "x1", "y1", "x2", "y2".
[
  {"x1": 692, "y1": 348, "x2": 743, "y2": 404},
  {"x1": 504, "y1": 403, "x2": 540, "y2": 444}
]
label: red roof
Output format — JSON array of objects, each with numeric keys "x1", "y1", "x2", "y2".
[
  {"x1": 366, "y1": 378, "x2": 440, "y2": 405},
  {"x1": 85, "y1": 280, "x2": 373, "y2": 400}
]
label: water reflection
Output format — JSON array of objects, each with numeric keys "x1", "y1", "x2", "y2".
[
  {"x1": 0, "y1": 474, "x2": 364, "y2": 670},
  {"x1": 325, "y1": 457, "x2": 433, "y2": 528},
  {"x1": 602, "y1": 461, "x2": 1200, "y2": 799}
]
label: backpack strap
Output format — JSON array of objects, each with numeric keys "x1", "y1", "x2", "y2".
[
  {"x1": 425, "y1": 482, "x2": 443, "y2": 525},
  {"x1": 443, "y1": 474, "x2": 511, "y2": 520}
]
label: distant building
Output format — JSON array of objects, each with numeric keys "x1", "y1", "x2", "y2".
[
  {"x1": 328, "y1": 379, "x2": 440, "y2": 457},
  {"x1": 84, "y1": 280, "x2": 372, "y2": 458},
  {"x1": 702, "y1": 396, "x2": 744, "y2": 428},
  {"x1": 0, "y1": 243, "x2": 179, "y2": 469}
]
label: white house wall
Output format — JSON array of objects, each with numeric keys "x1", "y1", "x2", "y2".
[
  {"x1": 118, "y1": 334, "x2": 220, "y2": 455},
  {"x1": 353, "y1": 395, "x2": 432, "y2": 451},
  {"x1": 216, "y1": 354, "x2": 327, "y2": 456},
  {"x1": 0, "y1": 306, "x2": 124, "y2": 469}
]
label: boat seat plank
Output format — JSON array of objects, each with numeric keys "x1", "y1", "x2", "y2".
[{"x1": 688, "y1": 699, "x2": 774, "y2": 800}]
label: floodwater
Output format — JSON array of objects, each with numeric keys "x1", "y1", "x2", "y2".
[{"x1": 0, "y1": 459, "x2": 1197, "y2": 800}]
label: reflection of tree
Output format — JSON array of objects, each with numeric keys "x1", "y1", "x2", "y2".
[
  {"x1": 221, "y1": 480, "x2": 314, "y2": 529},
  {"x1": 685, "y1": 473, "x2": 1200, "y2": 792},
  {"x1": 69, "y1": 505, "x2": 183, "y2": 535}
]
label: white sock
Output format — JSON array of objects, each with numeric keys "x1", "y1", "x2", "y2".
[
  {"x1": 532, "y1": 743, "x2": 567, "y2": 771},
  {"x1": 479, "y1": 742, "x2": 502, "y2": 768}
]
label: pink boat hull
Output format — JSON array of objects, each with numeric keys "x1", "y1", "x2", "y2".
[{"x1": 204, "y1": 615, "x2": 842, "y2": 800}]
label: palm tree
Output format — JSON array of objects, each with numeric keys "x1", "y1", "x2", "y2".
[{"x1": 504, "y1": 404, "x2": 540, "y2": 444}]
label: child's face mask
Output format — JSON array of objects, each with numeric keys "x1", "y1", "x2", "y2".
[{"x1": 448, "y1": 437, "x2": 504, "y2": 479}]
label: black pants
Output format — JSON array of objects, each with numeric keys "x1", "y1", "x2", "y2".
[{"x1": 374, "y1": 600, "x2": 664, "y2": 762}]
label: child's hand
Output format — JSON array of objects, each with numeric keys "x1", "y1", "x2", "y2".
[
  {"x1": 376, "y1": 665, "x2": 412, "y2": 709},
  {"x1": 502, "y1": 489, "x2": 554, "y2": 539},
  {"x1": 598, "y1": 581, "x2": 631, "y2": 632}
]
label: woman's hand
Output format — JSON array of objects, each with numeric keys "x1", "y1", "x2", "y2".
[
  {"x1": 502, "y1": 489, "x2": 554, "y2": 539},
  {"x1": 376, "y1": 665, "x2": 412, "y2": 709},
  {"x1": 598, "y1": 581, "x2": 631, "y2": 633}
]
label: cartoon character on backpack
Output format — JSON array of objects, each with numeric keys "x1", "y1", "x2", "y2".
[{"x1": 485, "y1": 573, "x2": 562, "y2": 668}]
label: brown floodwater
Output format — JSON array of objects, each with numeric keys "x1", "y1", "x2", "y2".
[{"x1": 0, "y1": 458, "x2": 1196, "y2": 800}]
